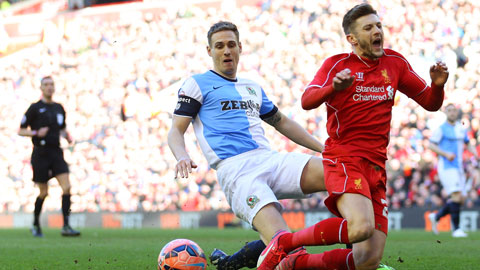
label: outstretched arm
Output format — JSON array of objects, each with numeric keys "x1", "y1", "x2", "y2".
[
  {"x1": 408, "y1": 62, "x2": 449, "y2": 111},
  {"x1": 263, "y1": 110, "x2": 324, "y2": 153},
  {"x1": 168, "y1": 115, "x2": 197, "y2": 178}
]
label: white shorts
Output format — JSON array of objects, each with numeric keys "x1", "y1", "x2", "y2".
[
  {"x1": 216, "y1": 149, "x2": 312, "y2": 226},
  {"x1": 437, "y1": 167, "x2": 467, "y2": 196}
]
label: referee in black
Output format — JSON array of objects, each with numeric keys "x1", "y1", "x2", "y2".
[{"x1": 18, "y1": 76, "x2": 80, "y2": 237}]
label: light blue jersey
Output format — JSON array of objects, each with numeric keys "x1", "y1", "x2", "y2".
[
  {"x1": 174, "y1": 70, "x2": 277, "y2": 169},
  {"x1": 430, "y1": 121, "x2": 469, "y2": 170}
]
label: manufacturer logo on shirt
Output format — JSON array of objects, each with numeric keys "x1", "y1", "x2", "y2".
[
  {"x1": 355, "y1": 72, "x2": 364, "y2": 81},
  {"x1": 213, "y1": 85, "x2": 224, "y2": 90},
  {"x1": 39, "y1": 108, "x2": 46, "y2": 113}
]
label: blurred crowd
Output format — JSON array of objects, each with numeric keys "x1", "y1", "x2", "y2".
[{"x1": 1, "y1": 0, "x2": 480, "y2": 214}]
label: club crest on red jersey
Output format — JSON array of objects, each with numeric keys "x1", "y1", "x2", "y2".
[
  {"x1": 381, "y1": 69, "x2": 391, "y2": 84},
  {"x1": 354, "y1": 178, "x2": 362, "y2": 190}
]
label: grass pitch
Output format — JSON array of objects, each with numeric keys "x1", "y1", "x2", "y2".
[{"x1": 0, "y1": 228, "x2": 478, "y2": 269}]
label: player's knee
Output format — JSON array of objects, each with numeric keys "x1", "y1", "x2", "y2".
[
  {"x1": 61, "y1": 184, "x2": 72, "y2": 194},
  {"x1": 348, "y1": 222, "x2": 374, "y2": 243},
  {"x1": 62, "y1": 188, "x2": 71, "y2": 195},
  {"x1": 38, "y1": 192, "x2": 48, "y2": 199},
  {"x1": 309, "y1": 157, "x2": 324, "y2": 180},
  {"x1": 354, "y1": 254, "x2": 382, "y2": 270},
  {"x1": 450, "y1": 192, "x2": 462, "y2": 202},
  {"x1": 300, "y1": 157, "x2": 325, "y2": 193}
]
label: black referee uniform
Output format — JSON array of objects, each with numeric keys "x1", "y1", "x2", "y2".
[
  {"x1": 20, "y1": 100, "x2": 69, "y2": 182},
  {"x1": 20, "y1": 95, "x2": 80, "y2": 237}
]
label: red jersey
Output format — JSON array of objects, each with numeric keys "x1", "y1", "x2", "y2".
[{"x1": 302, "y1": 49, "x2": 444, "y2": 167}]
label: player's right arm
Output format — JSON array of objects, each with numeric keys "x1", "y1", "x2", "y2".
[
  {"x1": 18, "y1": 105, "x2": 48, "y2": 137},
  {"x1": 168, "y1": 115, "x2": 197, "y2": 179},
  {"x1": 18, "y1": 128, "x2": 40, "y2": 137},
  {"x1": 428, "y1": 142, "x2": 455, "y2": 161},
  {"x1": 168, "y1": 78, "x2": 202, "y2": 179},
  {"x1": 428, "y1": 128, "x2": 455, "y2": 161},
  {"x1": 302, "y1": 57, "x2": 354, "y2": 110}
]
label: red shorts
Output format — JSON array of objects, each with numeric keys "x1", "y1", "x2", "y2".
[{"x1": 323, "y1": 156, "x2": 388, "y2": 235}]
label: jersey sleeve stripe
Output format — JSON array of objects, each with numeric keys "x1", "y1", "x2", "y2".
[
  {"x1": 304, "y1": 54, "x2": 352, "y2": 90},
  {"x1": 172, "y1": 114, "x2": 193, "y2": 118}
]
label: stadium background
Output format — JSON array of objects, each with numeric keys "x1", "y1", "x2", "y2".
[{"x1": 0, "y1": 0, "x2": 479, "y2": 232}]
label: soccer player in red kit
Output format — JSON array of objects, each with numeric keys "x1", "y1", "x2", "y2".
[{"x1": 257, "y1": 3, "x2": 448, "y2": 270}]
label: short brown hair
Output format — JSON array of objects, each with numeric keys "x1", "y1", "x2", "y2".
[
  {"x1": 40, "y1": 76, "x2": 54, "y2": 85},
  {"x1": 445, "y1": 103, "x2": 457, "y2": 110},
  {"x1": 207, "y1": 21, "x2": 240, "y2": 46},
  {"x1": 342, "y1": 3, "x2": 378, "y2": 35}
]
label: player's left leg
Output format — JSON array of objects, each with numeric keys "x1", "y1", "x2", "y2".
[
  {"x1": 352, "y1": 230, "x2": 386, "y2": 270},
  {"x1": 350, "y1": 165, "x2": 389, "y2": 269},
  {"x1": 450, "y1": 191, "x2": 467, "y2": 237},
  {"x1": 55, "y1": 172, "x2": 72, "y2": 225},
  {"x1": 280, "y1": 192, "x2": 382, "y2": 270},
  {"x1": 253, "y1": 203, "x2": 290, "y2": 244},
  {"x1": 56, "y1": 173, "x2": 80, "y2": 236}
]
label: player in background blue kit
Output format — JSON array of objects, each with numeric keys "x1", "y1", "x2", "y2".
[
  {"x1": 168, "y1": 21, "x2": 326, "y2": 269},
  {"x1": 428, "y1": 103, "x2": 478, "y2": 238}
]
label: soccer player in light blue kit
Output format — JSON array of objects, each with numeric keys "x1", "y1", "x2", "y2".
[
  {"x1": 168, "y1": 21, "x2": 326, "y2": 269},
  {"x1": 428, "y1": 103, "x2": 478, "y2": 238}
]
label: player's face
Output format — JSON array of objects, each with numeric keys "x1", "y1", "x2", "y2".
[
  {"x1": 207, "y1": 30, "x2": 242, "y2": 79},
  {"x1": 40, "y1": 78, "x2": 55, "y2": 99},
  {"x1": 349, "y1": 14, "x2": 384, "y2": 60},
  {"x1": 445, "y1": 106, "x2": 459, "y2": 123}
]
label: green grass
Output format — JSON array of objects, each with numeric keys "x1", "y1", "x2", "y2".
[{"x1": 0, "y1": 228, "x2": 478, "y2": 269}]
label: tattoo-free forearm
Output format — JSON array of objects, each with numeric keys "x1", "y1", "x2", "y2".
[
  {"x1": 167, "y1": 129, "x2": 191, "y2": 161},
  {"x1": 275, "y1": 117, "x2": 324, "y2": 153},
  {"x1": 428, "y1": 142, "x2": 448, "y2": 157},
  {"x1": 18, "y1": 128, "x2": 36, "y2": 137}
]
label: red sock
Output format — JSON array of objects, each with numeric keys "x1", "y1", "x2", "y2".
[
  {"x1": 280, "y1": 217, "x2": 350, "y2": 252},
  {"x1": 294, "y1": 249, "x2": 355, "y2": 270}
]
